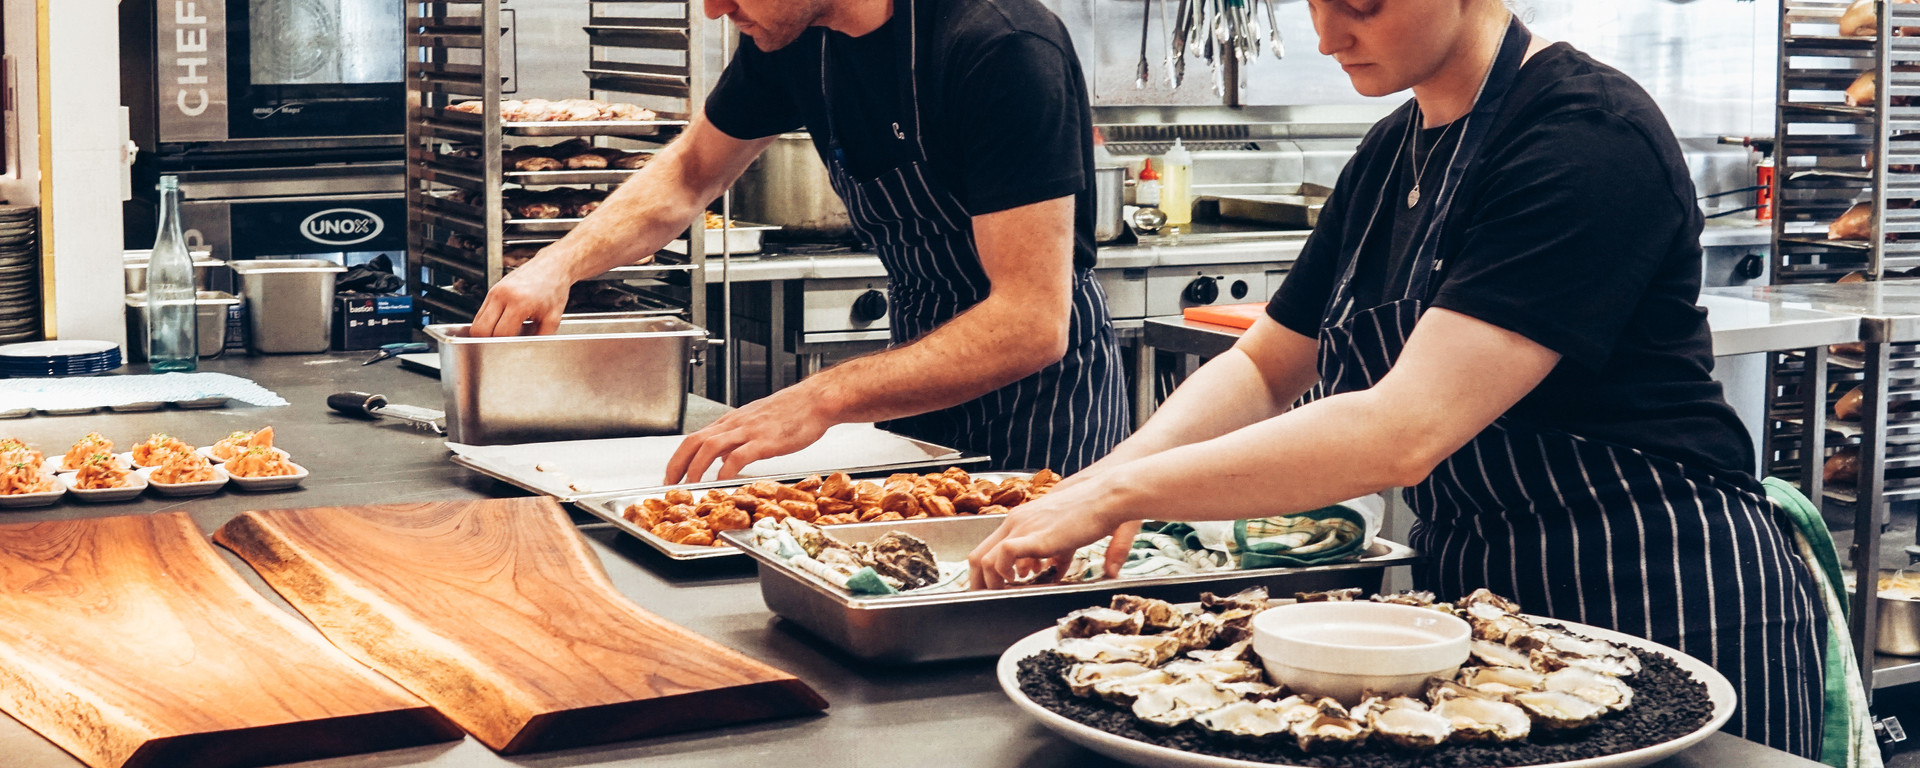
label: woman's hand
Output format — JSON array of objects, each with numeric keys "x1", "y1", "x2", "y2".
[{"x1": 967, "y1": 478, "x2": 1134, "y2": 590}]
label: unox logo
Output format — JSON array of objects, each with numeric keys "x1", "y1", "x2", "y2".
[{"x1": 300, "y1": 208, "x2": 384, "y2": 246}]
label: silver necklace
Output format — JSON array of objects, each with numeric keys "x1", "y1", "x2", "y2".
[{"x1": 1403, "y1": 114, "x2": 1459, "y2": 209}]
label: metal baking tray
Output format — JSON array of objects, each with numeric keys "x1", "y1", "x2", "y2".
[
  {"x1": 504, "y1": 167, "x2": 647, "y2": 186},
  {"x1": 504, "y1": 216, "x2": 584, "y2": 233},
  {"x1": 503, "y1": 118, "x2": 689, "y2": 138},
  {"x1": 574, "y1": 469, "x2": 1024, "y2": 561},
  {"x1": 1213, "y1": 183, "x2": 1333, "y2": 229},
  {"x1": 449, "y1": 422, "x2": 980, "y2": 501},
  {"x1": 720, "y1": 515, "x2": 1420, "y2": 664},
  {"x1": 665, "y1": 222, "x2": 780, "y2": 256}
]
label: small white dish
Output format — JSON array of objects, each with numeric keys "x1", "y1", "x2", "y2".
[
  {"x1": 0, "y1": 476, "x2": 65, "y2": 509},
  {"x1": 137, "y1": 465, "x2": 228, "y2": 497},
  {"x1": 225, "y1": 462, "x2": 308, "y2": 492},
  {"x1": 108, "y1": 401, "x2": 165, "y2": 413},
  {"x1": 1251, "y1": 601, "x2": 1471, "y2": 705},
  {"x1": 59, "y1": 472, "x2": 148, "y2": 503},
  {"x1": 197, "y1": 445, "x2": 289, "y2": 465}
]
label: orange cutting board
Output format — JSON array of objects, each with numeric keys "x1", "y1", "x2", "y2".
[
  {"x1": 0, "y1": 512, "x2": 458, "y2": 768},
  {"x1": 1182, "y1": 303, "x2": 1267, "y2": 329},
  {"x1": 215, "y1": 497, "x2": 828, "y2": 754}
]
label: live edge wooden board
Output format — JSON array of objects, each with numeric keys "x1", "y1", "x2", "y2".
[
  {"x1": 0, "y1": 512, "x2": 459, "y2": 768},
  {"x1": 214, "y1": 497, "x2": 829, "y2": 754}
]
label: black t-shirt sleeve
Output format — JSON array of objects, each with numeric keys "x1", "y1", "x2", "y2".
[
  {"x1": 1265, "y1": 157, "x2": 1360, "y2": 338},
  {"x1": 704, "y1": 37, "x2": 806, "y2": 141},
  {"x1": 1430, "y1": 111, "x2": 1686, "y2": 371},
  {"x1": 945, "y1": 32, "x2": 1085, "y2": 215}
]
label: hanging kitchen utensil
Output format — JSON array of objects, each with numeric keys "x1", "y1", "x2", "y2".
[
  {"x1": 1264, "y1": 0, "x2": 1284, "y2": 59},
  {"x1": 1136, "y1": 0, "x2": 1153, "y2": 88}
]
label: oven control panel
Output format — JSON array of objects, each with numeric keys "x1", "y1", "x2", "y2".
[
  {"x1": 793, "y1": 278, "x2": 891, "y2": 335},
  {"x1": 1144, "y1": 267, "x2": 1269, "y2": 317}
]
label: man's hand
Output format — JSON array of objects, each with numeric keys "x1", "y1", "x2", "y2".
[
  {"x1": 468, "y1": 251, "x2": 572, "y2": 337},
  {"x1": 664, "y1": 386, "x2": 837, "y2": 484}
]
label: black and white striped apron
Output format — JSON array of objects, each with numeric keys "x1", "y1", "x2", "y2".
[
  {"x1": 1312, "y1": 18, "x2": 1827, "y2": 758},
  {"x1": 813, "y1": 0, "x2": 1128, "y2": 474}
]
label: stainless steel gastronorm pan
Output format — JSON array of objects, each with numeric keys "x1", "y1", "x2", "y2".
[
  {"x1": 720, "y1": 515, "x2": 1420, "y2": 664},
  {"x1": 426, "y1": 316, "x2": 709, "y2": 445}
]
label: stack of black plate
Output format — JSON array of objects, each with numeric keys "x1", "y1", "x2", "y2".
[
  {"x1": 0, "y1": 340, "x2": 121, "y2": 377},
  {"x1": 0, "y1": 205, "x2": 40, "y2": 343}
]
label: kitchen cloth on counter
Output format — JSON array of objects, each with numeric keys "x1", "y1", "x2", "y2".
[
  {"x1": 1763, "y1": 477, "x2": 1879, "y2": 768},
  {"x1": 0, "y1": 373, "x2": 288, "y2": 410}
]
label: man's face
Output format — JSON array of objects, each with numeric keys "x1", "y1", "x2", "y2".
[{"x1": 705, "y1": 0, "x2": 832, "y2": 50}]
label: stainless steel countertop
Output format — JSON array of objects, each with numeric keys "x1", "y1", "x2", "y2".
[
  {"x1": 1143, "y1": 292, "x2": 1861, "y2": 359},
  {"x1": 1708, "y1": 282, "x2": 1920, "y2": 344},
  {"x1": 0, "y1": 353, "x2": 1821, "y2": 768}
]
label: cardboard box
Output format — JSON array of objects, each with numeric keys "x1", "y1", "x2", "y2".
[{"x1": 333, "y1": 294, "x2": 414, "y2": 350}]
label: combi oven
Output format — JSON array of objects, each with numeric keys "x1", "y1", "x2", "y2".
[{"x1": 121, "y1": 0, "x2": 405, "y2": 150}]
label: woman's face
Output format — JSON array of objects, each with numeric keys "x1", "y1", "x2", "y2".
[{"x1": 1308, "y1": 0, "x2": 1476, "y2": 97}]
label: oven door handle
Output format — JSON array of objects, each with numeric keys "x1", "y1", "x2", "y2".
[{"x1": 216, "y1": 192, "x2": 405, "y2": 205}]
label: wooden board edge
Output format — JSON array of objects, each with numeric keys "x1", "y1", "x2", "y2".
[
  {"x1": 0, "y1": 640, "x2": 145, "y2": 768},
  {"x1": 500, "y1": 678, "x2": 830, "y2": 755},
  {"x1": 213, "y1": 509, "x2": 539, "y2": 752},
  {"x1": 121, "y1": 705, "x2": 464, "y2": 768}
]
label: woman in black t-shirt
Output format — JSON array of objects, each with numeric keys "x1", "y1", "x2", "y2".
[{"x1": 970, "y1": 0, "x2": 1825, "y2": 757}]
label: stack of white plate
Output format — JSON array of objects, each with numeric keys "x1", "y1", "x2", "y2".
[
  {"x1": 0, "y1": 339, "x2": 122, "y2": 377},
  {"x1": 0, "y1": 205, "x2": 40, "y2": 343}
]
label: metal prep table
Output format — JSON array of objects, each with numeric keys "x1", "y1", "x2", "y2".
[{"x1": 0, "y1": 352, "x2": 1824, "y2": 768}]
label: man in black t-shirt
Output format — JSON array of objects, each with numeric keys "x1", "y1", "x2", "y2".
[{"x1": 471, "y1": 0, "x2": 1128, "y2": 481}]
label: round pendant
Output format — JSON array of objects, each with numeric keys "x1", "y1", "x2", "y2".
[{"x1": 1407, "y1": 186, "x2": 1421, "y2": 208}]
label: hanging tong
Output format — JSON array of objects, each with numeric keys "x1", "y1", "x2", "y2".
[
  {"x1": 1136, "y1": 0, "x2": 1153, "y2": 88},
  {"x1": 1263, "y1": 0, "x2": 1284, "y2": 59}
]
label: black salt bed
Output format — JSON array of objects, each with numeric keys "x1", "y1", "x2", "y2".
[{"x1": 1015, "y1": 650, "x2": 1714, "y2": 767}]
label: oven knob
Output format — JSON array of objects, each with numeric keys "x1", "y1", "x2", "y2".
[
  {"x1": 1184, "y1": 276, "x2": 1220, "y2": 305},
  {"x1": 852, "y1": 289, "x2": 888, "y2": 323},
  {"x1": 1230, "y1": 280, "x2": 1250, "y2": 300},
  {"x1": 1736, "y1": 253, "x2": 1764, "y2": 281}
]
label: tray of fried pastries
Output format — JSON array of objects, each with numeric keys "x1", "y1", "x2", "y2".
[
  {"x1": 572, "y1": 468, "x2": 1056, "y2": 561},
  {"x1": 445, "y1": 99, "x2": 690, "y2": 137}
]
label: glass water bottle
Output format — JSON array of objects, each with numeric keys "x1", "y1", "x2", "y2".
[{"x1": 147, "y1": 175, "x2": 197, "y2": 371}]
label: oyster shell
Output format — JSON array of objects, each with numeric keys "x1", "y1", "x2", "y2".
[
  {"x1": 1164, "y1": 612, "x2": 1224, "y2": 652},
  {"x1": 1434, "y1": 696, "x2": 1532, "y2": 743},
  {"x1": 1194, "y1": 700, "x2": 1295, "y2": 741},
  {"x1": 1470, "y1": 638, "x2": 1534, "y2": 669},
  {"x1": 1295, "y1": 587, "x2": 1365, "y2": 602},
  {"x1": 1542, "y1": 666, "x2": 1634, "y2": 712},
  {"x1": 1460, "y1": 588, "x2": 1523, "y2": 615},
  {"x1": 1368, "y1": 698, "x2": 1453, "y2": 750},
  {"x1": 1090, "y1": 669, "x2": 1179, "y2": 705},
  {"x1": 1185, "y1": 638, "x2": 1255, "y2": 663},
  {"x1": 1427, "y1": 678, "x2": 1501, "y2": 703},
  {"x1": 1532, "y1": 647, "x2": 1642, "y2": 678},
  {"x1": 1470, "y1": 613, "x2": 1535, "y2": 643},
  {"x1": 1161, "y1": 658, "x2": 1265, "y2": 685},
  {"x1": 1370, "y1": 589, "x2": 1439, "y2": 607},
  {"x1": 1110, "y1": 594, "x2": 1186, "y2": 631},
  {"x1": 1512, "y1": 689, "x2": 1607, "y2": 732},
  {"x1": 1062, "y1": 661, "x2": 1154, "y2": 698},
  {"x1": 866, "y1": 531, "x2": 940, "y2": 589},
  {"x1": 1201, "y1": 586, "x2": 1270, "y2": 613},
  {"x1": 1216, "y1": 680, "x2": 1287, "y2": 701},
  {"x1": 1210, "y1": 608, "x2": 1260, "y2": 646},
  {"x1": 1056, "y1": 633, "x2": 1183, "y2": 666},
  {"x1": 1058, "y1": 606, "x2": 1146, "y2": 639},
  {"x1": 1131, "y1": 678, "x2": 1241, "y2": 727},
  {"x1": 1291, "y1": 699, "x2": 1369, "y2": 752},
  {"x1": 1457, "y1": 665, "x2": 1544, "y2": 696}
]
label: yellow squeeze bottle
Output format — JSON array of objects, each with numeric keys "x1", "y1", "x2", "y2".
[{"x1": 1162, "y1": 138, "x2": 1194, "y2": 228}]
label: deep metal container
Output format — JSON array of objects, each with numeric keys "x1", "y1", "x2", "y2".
[
  {"x1": 1094, "y1": 166, "x2": 1126, "y2": 243},
  {"x1": 1879, "y1": 595, "x2": 1920, "y2": 656},
  {"x1": 425, "y1": 316, "x2": 710, "y2": 445},
  {"x1": 721, "y1": 515, "x2": 1419, "y2": 664},
  {"x1": 124, "y1": 291, "x2": 241, "y2": 360},
  {"x1": 124, "y1": 250, "x2": 221, "y2": 293},
  {"x1": 229, "y1": 259, "x2": 346, "y2": 353},
  {"x1": 731, "y1": 133, "x2": 853, "y2": 239}
]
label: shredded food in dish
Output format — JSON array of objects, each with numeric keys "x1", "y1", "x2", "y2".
[
  {"x1": 150, "y1": 449, "x2": 217, "y2": 484},
  {"x1": 0, "y1": 459, "x2": 55, "y2": 495},
  {"x1": 210, "y1": 430, "x2": 257, "y2": 461},
  {"x1": 73, "y1": 454, "x2": 134, "y2": 490},
  {"x1": 0, "y1": 438, "x2": 43, "y2": 465},
  {"x1": 64, "y1": 432, "x2": 115, "y2": 468},
  {"x1": 131, "y1": 434, "x2": 194, "y2": 467}
]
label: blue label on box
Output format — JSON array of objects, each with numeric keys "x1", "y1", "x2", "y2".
[{"x1": 374, "y1": 296, "x2": 411, "y2": 314}]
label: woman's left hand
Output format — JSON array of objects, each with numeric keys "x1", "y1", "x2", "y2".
[{"x1": 967, "y1": 478, "x2": 1131, "y2": 590}]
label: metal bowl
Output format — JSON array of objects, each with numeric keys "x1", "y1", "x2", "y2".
[{"x1": 1879, "y1": 594, "x2": 1920, "y2": 656}]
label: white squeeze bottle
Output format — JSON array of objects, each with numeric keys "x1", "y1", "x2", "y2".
[{"x1": 1162, "y1": 139, "x2": 1194, "y2": 228}]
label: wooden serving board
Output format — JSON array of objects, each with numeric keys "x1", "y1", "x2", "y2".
[
  {"x1": 0, "y1": 512, "x2": 459, "y2": 768},
  {"x1": 214, "y1": 498, "x2": 828, "y2": 753}
]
